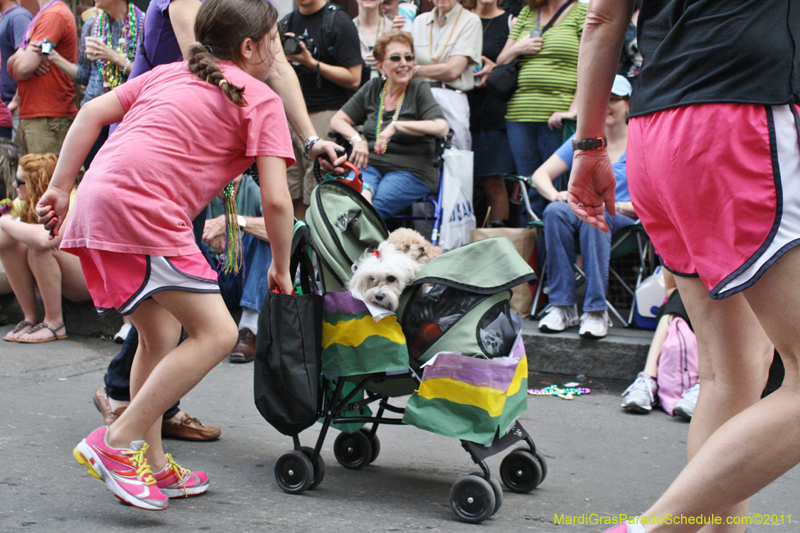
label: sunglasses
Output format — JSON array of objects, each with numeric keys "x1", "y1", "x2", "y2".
[
  {"x1": 387, "y1": 54, "x2": 415, "y2": 62},
  {"x1": 15, "y1": 178, "x2": 25, "y2": 186},
  {"x1": 381, "y1": 0, "x2": 395, "y2": 4}
]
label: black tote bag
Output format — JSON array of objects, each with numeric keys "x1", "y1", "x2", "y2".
[{"x1": 253, "y1": 223, "x2": 323, "y2": 436}]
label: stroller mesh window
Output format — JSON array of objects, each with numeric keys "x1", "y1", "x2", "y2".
[
  {"x1": 403, "y1": 284, "x2": 484, "y2": 360},
  {"x1": 476, "y1": 301, "x2": 519, "y2": 358}
]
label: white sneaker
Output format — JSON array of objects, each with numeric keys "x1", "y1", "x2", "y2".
[
  {"x1": 538, "y1": 305, "x2": 579, "y2": 333},
  {"x1": 673, "y1": 382, "x2": 699, "y2": 420},
  {"x1": 114, "y1": 323, "x2": 133, "y2": 344},
  {"x1": 620, "y1": 372, "x2": 658, "y2": 413},
  {"x1": 579, "y1": 311, "x2": 611, "y2": 339}
]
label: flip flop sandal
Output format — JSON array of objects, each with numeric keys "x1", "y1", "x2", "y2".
[
  {"x1": 16, "y1": 322, "x2": 67, "y2": 343},
  {"x1": 3, "y1": 320, "x2": 34, "y2": 342}
]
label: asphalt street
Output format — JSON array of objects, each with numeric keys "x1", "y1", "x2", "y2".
[{"x1": 1, "y1": 329, "x2": 797, "y2": 533}]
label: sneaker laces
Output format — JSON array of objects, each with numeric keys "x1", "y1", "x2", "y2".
[
  {"x1": 123, "y1": 443, "x2": 156, "y2": 485},
  {"x1": 621, "y1": 373, "x2": 655, "y2": 404},
  {"x1": 165, "y1": 453, "x2": 190, "y2": 497}
]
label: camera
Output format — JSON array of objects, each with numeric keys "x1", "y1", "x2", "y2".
[
  {"x1": 281, "y1": 34, "x2": 313, "y2": 56},
  {"x1": 39, "y1": 39, "x2": 56, "y2": 55}
]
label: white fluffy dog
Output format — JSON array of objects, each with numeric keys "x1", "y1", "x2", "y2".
[{"x1": 348, "y1": 241, "x2": 421, "y2": 312}]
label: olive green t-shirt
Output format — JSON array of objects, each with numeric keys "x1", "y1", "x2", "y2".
[
  {"x1": 505, "y1": 3, "x2": 586, "y2": 123},
  {"x1": 340, "y1": 77, "x2": 445, "y2": 191}
]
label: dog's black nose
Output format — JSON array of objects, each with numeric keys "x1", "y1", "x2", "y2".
[{"x1": 374, "y1": 294, "x2": 384, "y2": 301}]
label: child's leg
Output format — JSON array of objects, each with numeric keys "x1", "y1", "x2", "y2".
[
  {"x1": 642, "y1": 314, "x2": 671, "y2": 378},
  {"x1": 105, "y1": 291, "x2": 237, "y2": 467}
]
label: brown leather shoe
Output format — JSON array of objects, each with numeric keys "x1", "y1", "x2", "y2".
[
  {"x1": 161, "y1": 413, "x2": 221, "y2": 441},
  {"x1": 93, "y1": 386, "x2": 127, "y2": 426},
  {"x1": 229, "y1": 328, "x2": 256, "y2": 364}
]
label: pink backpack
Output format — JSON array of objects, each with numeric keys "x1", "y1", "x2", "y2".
[{"x1": 657, "y1": 317, "x2": 699, "y2": 415}]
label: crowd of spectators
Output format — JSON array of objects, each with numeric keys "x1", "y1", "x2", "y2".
[{"x1": 0, "y1": 0, "x2": 660, "y2": 433}]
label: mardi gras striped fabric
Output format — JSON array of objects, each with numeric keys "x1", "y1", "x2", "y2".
[
  {"x1": 322, "y1": 292, "x2": 409, "y2": 377},
  {"x1": 403, "y1": 333, "x2": 528, "y2": 445}
]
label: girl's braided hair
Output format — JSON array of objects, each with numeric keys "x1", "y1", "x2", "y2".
[
  {"x1": 188, "y1": 0, "x2": 278, "y2": 107},
  {"x1": 19, "y1": 153, "x2": 57, "y2": 224}
]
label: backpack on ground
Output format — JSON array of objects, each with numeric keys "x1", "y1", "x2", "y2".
[{"x1": 656, "y1": 317, "x2": 698, "y2": 415}]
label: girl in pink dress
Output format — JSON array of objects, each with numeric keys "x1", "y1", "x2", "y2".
[{"x1": 36, "y1": 0, "x2": 295, "y2": 511}]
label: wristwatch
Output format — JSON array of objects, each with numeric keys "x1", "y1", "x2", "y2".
[
  {"x1": 572, "y1": 137, "x2": 608, "y2": 151},
  {"x1": 237, "y1": 215, "x2": 247, "y2": 229}
]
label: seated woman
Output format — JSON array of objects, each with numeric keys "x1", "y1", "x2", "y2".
[
  {"x1": 534, "y1": 75, "x2": 636, "y2": 339},
  {"x1": 0, "y1": 154, "x2": 89, "y2": 342},
  {"x1": 330, "y1": 30, "x2": 449, "y2": 219}
]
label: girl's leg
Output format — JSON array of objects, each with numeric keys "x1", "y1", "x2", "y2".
[
  {"x1": 105, "y1": 290, "x2": 237, "y2": 469},
  {"x1": 642, "y1": 314, "x2": 671, "y2": 377},
  {"x1": 640, "y1": 268, "x2": 782, "y2": 533},
  {"x1": 0, "y1": 240, "x2": 38, "y2": 339}
]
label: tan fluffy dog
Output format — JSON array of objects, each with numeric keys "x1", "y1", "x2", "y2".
[{"x1": 386, "y1": 228, "x2": 443, "y2": 267}]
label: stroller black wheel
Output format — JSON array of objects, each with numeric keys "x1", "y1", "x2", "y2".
[
  {"x1": 500, "y1": 450, "x2": 542, "y2": 493},
  {"x1": 450, "y1": 475, "x2": 496, "y2": 524},
  {"x1": 358, "y1": 428, "x2": 381, "y2": 464},
  {"x1": 333, "y1": 430, "x2": 373, "y2": 470},
  {"x1": 468, "y1": 472, "x2": 503, "y2": 516},
  {"x1": 533, "y1": 449, "x2": 548, "y2": 484},
  {"x1": 274, "y1": 450, "x2": 314, "y2": 494},
  {"x1": 300, "y1": 446, "x2": 325, "y2": 490}
]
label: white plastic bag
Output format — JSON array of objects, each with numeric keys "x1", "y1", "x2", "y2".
[{"x1": 438, "y1": 148, "x2": 476, "y2": 251}]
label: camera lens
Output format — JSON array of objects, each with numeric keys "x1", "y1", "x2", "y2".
[{"x1": 282, "y1": 37, "x2": 300, "y2": 56}]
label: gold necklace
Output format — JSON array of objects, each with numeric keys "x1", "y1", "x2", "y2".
[{"x1": 429, "y1": 5, "x2": 462, "y2": 62}]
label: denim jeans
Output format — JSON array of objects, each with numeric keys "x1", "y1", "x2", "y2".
[
  {"x1": 506, "y1": 121, "x2": 564, "y2": 219},
  {"x1": 543, "y1": 201, "x2": 636, "y2": 312},
  {"x1": 358, "y1": 166, "x2": 432, "y2": 220}
]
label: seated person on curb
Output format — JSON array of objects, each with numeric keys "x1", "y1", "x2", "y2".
[
  {"x1": 1, "y1": 153, "x2": 90, "y2": 342},
  {"x1": 535, "y1": 75, "x2": 636, "y2": 339},
  {"x1": 202, "y1": 170, "x2": 272, "y2": 364},
  {"x1": 621, "y1": 268, "x2": 700, "y2": 419},
  {"x1": 330, "y1": 30, "x2": 449, "y2": 220}
]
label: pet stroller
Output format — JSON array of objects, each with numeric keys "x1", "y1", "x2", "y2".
[{"x1": 254, "y1": 178, "x2": 547, "y2": 524}]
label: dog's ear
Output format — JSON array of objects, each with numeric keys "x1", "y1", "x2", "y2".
[{"x1": 347, "y1": 268, "x2": 368, "y2": 300}]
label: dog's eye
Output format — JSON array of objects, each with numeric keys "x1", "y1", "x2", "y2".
[
  {"x1": 404, "y1": 246, "x2": 410, "y2": 252},
  {"x1": 387, "y1": 276, "x2": 396, "y2": 283},
  {"x1": 370, "y1": 277, "x2": 377, "y2": 283}
]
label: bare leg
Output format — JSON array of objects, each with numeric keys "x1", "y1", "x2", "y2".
[
  {"x1": 0, "y1": 240, "x2": 37, "y2": 339},
  {"x1": 640, "y1": 248, "x2": 800, "y2": 533},
  {"x1": 642, "y1": 313, "x2": 671, "y2": 378},
  {"x1": 293, "y1": 198, "x2": 308, "y2": 220},
  {"x1": 105, "y1": 291, "x2": 237, "y2": 469},
  {"x1": 19, "y1": 248, "x2": 89, "y2": 340},
  {"x1": 480, "y1": 175, "x2": 509, "y2": 222}
]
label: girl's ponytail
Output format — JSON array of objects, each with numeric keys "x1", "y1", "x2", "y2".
[{"x1": 187, "y1": 43, "x2": 247, "y2": 107}]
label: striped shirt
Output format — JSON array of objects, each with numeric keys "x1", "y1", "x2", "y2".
[{"x1": 505, "y1": 3, "x2": 586, "y2": 122}]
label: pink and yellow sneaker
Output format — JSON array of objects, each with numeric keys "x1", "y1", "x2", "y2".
[
  {"x1": 154, "y1": 454, "x2": 210, "y2": 498},
  {"x1": 73, "y1": 426, "x2": 169, "y2": 511}
]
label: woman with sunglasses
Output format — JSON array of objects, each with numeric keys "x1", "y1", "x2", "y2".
[
  {"x1": 0, "y1": 153, "x2": 89, "y2": 342},
  {"x1": 330, "y1": 30, "x2": 449, "y2": 219}
]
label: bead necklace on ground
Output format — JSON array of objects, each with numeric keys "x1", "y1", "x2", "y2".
[
  {"x1": 93, "y1": 3, "x2": 143, "y2": 91},
  {"x1": 375, "y1": 80, "x2": 407, "y2": 152},
  {"x1": 528, "y1": 385, "x2": 591, "y2": 400}
]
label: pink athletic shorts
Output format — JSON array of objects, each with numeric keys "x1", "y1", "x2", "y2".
[
  {"x1": 72, "y1": 248, "x2": 219, "y2": 315},
  {"x1": 627, "y1": 103, "x2": 800, "y2": 299}
]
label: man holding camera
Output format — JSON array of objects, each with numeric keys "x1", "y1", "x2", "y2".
[
  {"x1": 7, "y1": 0, "x2": 77, "y2": 156},
  {"x1": 280, "y1": 0, "x2": 363, "y2": 219}
]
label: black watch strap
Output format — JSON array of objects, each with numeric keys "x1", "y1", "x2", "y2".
[{"x1": 572, "y1": 137, "x2": 608, "y2": 151}]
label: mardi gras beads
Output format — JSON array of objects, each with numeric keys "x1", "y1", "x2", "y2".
[
  {"x1": 0, "y1": 198, "x2": 12, "y2": 215},
  {"x1": 528, "y1": 385, "x2": 591, "y2": 400}
]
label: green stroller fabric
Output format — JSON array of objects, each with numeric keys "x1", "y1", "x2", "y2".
[
  {"x1": 306, "y1": 180, "x2": 388, "y2": 292},
  {"x1": 321, "y1": 292, "x2": 409, "y2": 378}
]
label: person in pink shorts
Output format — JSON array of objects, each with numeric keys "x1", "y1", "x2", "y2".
[
  {"x1": 36, "y1": 0, "x2": 295, "y2": 511},
  {"x1": 568, "y1": 0, "x2": 800, "y2": 532}
]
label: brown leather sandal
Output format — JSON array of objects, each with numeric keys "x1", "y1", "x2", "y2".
[
  {"x1": 16, "y1": 322, "x2": 67, "y2": 343},
  {"x1": 3, "y1": 320, "x2": 34, "y2": 342}
]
